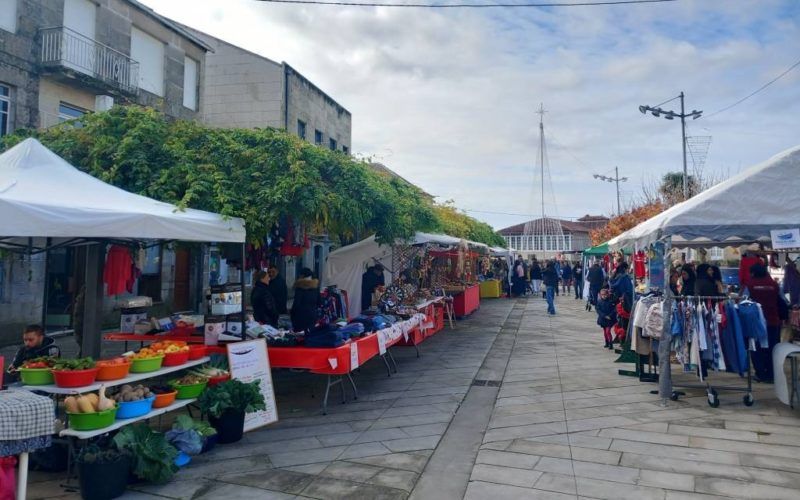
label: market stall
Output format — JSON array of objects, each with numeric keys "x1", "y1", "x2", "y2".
[
  {"x1": 609, "y1": 144, "x2": 800, "y2": 407},
  {"x1": 482, "y1": 246, "x2": 516, "y2": 298},
  {"x1": 0, "y1": 139, "x2": 247, "y2": 494}
]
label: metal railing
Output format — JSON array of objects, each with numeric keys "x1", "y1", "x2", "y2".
[{"x1": 39, "y1": 26, "x2": 139, "y2": 94}]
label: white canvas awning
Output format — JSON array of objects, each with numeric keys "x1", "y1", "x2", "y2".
[
  {"x1": 0, "y1": 138, "x2": 245, "y2": 245},
  {"x1": 609, "y1": 145, "x2": 800, "y2": 250}
]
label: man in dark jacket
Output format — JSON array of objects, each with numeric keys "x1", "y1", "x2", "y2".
[
  {"x1": 267, "y1": 265, "x2": 288, "y2": 315},
  {"x1": 587, "y1": 263, "x2": 604, "y2": 310},
  {"x1": 291, "y1": 268, "x2": 320, "y2": 332},
  {"x1": 542, "y1": 261, "x2": 558, "y2": 315},
  {"x1": 251, "y1": 270, "x2": 279, "y2": 327},
  {"x1": 361, "y1": 264, "x2": 385, "y2": 311},
  {"x1": 7, "y1": 324, "x2": 60, "y2": 382}
]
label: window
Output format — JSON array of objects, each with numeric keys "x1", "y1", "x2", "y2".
[
  {"x1": 297, "y1": 120, "x2": 306, "y2": 140},
  {"x1": 709, "y1": 247, "x2": 724, "y2": 261},
  {"x1": 342, "y1": 145, "x2": 349, "y2": 154},
  {"x1": 0, "y1": 84, "x2": 10, "y2": 136},
  {"x1": 58, "y1": 102, "x2": 86, "y2": 123},
  {"x1": 329, "y1": 138, "x2": 337, "y2": 151},
  {"x1": 0, "y1": 0, "x2": 17, "y2": 32},
  {"x1": 314, "y1": 129, "x2": 323, "y2": 146},
  {"x1": 182, "y1": 56, "x2": 198, "y2": 110},
  {"x1": 131, "y1": 27, "x2": 164, "y2": 96}
]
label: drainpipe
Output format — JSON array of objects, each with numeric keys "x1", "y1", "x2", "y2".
[{"x1": 283, "y1": 64, "x2": 290, "y2": 131}]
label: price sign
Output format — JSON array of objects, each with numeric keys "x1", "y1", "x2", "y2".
[
  {"x1": 377, "y1": 331, "x2": 387, "y2": 355},
  {"x1": 350, "y1": 342, "x2": 359, "y2": 370},
  {"x1": 227, "y1": 339, "x2": 278, "y2": 431}
]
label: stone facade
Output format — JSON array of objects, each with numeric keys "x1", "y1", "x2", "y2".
[{"x1": 183, "y1": 27, "x2": 352, "y2": 152}]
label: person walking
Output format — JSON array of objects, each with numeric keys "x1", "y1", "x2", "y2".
[
  {"x1": 587, "y1": 262, "x2": 604, "y2": 312},
  {"x1": 543, "y1": 260, "x2": 558, "y2": 315},
  {"x1": 573, "y1": 261, "x2": 584, "y2": 300},
  {"x1": 511, "y1": 259, "x2": 526, "y2": 297},
  {"x1": 561, "y1": 261, "x2": 573, "y2": 295},
  {"x1": 530, "y1": 258, "x2": 543, "y2": 296},
  {"x1": 553, "y1": 259, "x2": 562, "y2": 296},
  {"x1": 595, "y1": 288, "x2": 617, "y2": 349}
]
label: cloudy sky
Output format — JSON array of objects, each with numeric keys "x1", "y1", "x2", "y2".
[{"x1": 142, "y1": 0, "x2": 800, "y2": 230}]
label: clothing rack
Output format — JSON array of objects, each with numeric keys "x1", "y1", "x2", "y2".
[{"x1": 661, "y1": 294, "x2": 754, "y2": 408}]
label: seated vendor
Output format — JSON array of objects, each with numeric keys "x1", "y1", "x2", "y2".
[
  {"x1": 6, "y1": 324, "x2": 60, "y2": 382},
  {"x1": 361, "y1": 264, "x2": 385, "y2": 311}
]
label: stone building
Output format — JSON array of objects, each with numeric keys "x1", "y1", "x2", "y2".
[
  {"x1": 0, "y1": 0, "x2": 212, "y2": 343},
  {"x1": 498, "y1": 215, "x2": 610, "y2": 261},
  {"x1": 182, "y1": 26, "x2": 352, "y2": 154}
]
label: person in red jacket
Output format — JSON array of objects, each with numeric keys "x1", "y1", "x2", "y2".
[{"x1": 748, "y1": 263, "x2": 788, "y2": 382}]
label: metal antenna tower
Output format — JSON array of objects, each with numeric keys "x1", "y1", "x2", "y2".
[{"x1": 686, "y1": 135, "x2": 712, "y2": 177}]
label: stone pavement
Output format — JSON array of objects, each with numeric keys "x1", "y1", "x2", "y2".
[{"x1": 24, "y1": 295, "x2": 800, "y2": 499}]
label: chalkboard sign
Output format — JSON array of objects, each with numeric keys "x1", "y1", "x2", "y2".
[{"x1": 226, "y1": 339, "x2": 278, "y2": 431}]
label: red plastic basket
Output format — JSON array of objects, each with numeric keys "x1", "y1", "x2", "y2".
[
  {"x1": 188, "y1": 345, "x2": 206, "y2": 360},
  {"x1": 52, "y1": 368, "x2": 99, "y2": 388},
  {"x1": 162, "y1": 350, "x2": 190, "y2": 367}
]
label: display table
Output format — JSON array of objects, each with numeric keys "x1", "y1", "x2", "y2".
[
  {"x1": 479, "y1": 279, "x2": 502, "y2": 298},
  {"x1": 0, "y1": 389, "x2": 55, "y2": 500},
  {"x1": 103, "y1": 332, "x2": 205, "y2": 350},
  {"x1": 451, "y1": 284, "x2": 480, "y2": 318}
]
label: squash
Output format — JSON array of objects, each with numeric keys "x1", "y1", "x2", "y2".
[
  {"x1": 64, "y1": 396, "x2": 79, "y2": 414},
  {"x1": 76, "y1": 396, "x2": 95, "y2": 414},
  {"x1": 84, "y1": 393, "x2": 99, "y2": 410},
  {"x1": 97, "y1": 385, "x2": 115, "y2": 411}
]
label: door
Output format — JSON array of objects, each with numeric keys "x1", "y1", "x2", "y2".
[
  {"x1": 173, "y1": 248, "x2": 191, "y2": 311},
  {"x1": 62, "y1": 0, "x2": 96, "y2": 75}
]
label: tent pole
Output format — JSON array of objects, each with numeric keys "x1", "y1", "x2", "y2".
[
  {"x1": 658, "y1": 239, "x2": 673, "y2": 405},
  {"x1": 81, "y1": 242, "x2": 105, "y2": 359},
  {"x1": 241, "y1": 243, "x2": 246, "y2": 341},
  {"x1": 40, "y1": 238, "x2": 50, "y2": 330}
]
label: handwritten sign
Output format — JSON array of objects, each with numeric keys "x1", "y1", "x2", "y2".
[
  {"x1": 377, "y1": 331, "x2": 387, "y2": 355},
  {"x1": 227, "y1": 339, "x2": 278, "y2": 431},
  {"x1": 350, "y1": 342, "x2": 359, "y2": 370}
]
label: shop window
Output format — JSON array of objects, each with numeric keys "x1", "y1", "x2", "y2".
[
  {"x1": 137, "y1": 244, "x2": 162, "y2": 302},
  {"x1": 314, "y1": 129, "x2": 323, "y2": 146},
  {"x1": 0, "y1": 84, "x2": 10, "y2": 136},
  {"x1": 297, "y1": 119, "x2": 306, "y2": 140},
  {"x1": 0, "y1": 0, "x2": 16, "y2": 33},
  {"x1": 58, "y1": 102, "x2": 86, "y2": 123},
  {"x1": 182, "y1": 56, "x2": 198, "y2": 110},
  {"x1": 329, "y1": 138, "x2": 337, "y2": 151}
]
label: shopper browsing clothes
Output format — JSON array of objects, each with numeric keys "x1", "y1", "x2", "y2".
[
  {"x1": 251, "y1": 270, "x2": 279, "y2": 327},
  {"x1": 747, "y1": 263, "x2": 788, "y2": 383},
  {"x1": 595, "y1": 288, "x2": 617, "y2": 349},
  {"x1": 290, "y1": 268, "x2": 321, "y2": 333},
  {"x1": 6, "y1": 324, "x2": 61, "y2": 382},
  {"x1": 543, "y1": 261, "x2": 558, "y2": 315}
]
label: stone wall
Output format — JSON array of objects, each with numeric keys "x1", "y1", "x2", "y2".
[{"x1": 285, "y1": 64, "x2": 352, "y2": 152}]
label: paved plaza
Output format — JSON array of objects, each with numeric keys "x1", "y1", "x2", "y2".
[{"x1": 25, "y1": 295, "x2": 800, "y2": 499}]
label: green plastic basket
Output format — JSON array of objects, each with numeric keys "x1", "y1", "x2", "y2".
[
  {"x1": 67, "y1": 407, "x2": 118, "y2": 431},
  {"x1": 129, "y1": 355, "x2": 164, "y2": 373},
  {"x1": 19, "y1": 368, "x2": 54, "y2": 385},
  {"x1": 171, "y1": 380, "x2": 208, "y2": 399}
]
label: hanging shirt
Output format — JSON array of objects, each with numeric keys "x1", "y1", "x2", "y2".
[
  {"x1": 104, "y1": 245, "x2": 133, "y2": 296},
  {"x1": 634, "y1": 251, "x2": 647, "y2": 279}
]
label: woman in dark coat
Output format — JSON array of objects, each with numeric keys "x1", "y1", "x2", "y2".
[
  {"x1": 251, "y1": 270, "x2": 279, "y2": 327},
  {"x1": 291, "y1": 268, "x2": 320, "y2": 332}
]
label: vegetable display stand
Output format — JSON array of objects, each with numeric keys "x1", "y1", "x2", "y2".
[
  {"x1": 116, "y1": 396, "x2": 155, "y2": 419},
  {"x1": 209, "y1": 410, "x2": 245, "y2": 444},
  {"x1": 96, "y1": 360, "x2": 131, "y2": 381},
  {"x1": 172, "y1": 380, "x2": 207, "y2": 399},
  {"x1": 152, "y1": 390, "x2": 177, "y2": 409},
  {"x1": 162, "y1": 351, "x2": 190, "y2": 367},
  {"x1": 129, "y1": 356, "x2": 164, "y2": 373},
  {"x1": 18, "y1": 368, "x2": 54, "y2": 385},
  {"x1": 67, "y1": 407, "x2": 118, "y2": 431},
  {"x1": 77, "y1": 454, "x2": 130, "y2": 500}
]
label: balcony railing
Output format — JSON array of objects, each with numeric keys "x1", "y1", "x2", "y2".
[{"x1": 39, "y1": 26, "x2": 139, "y2": 94}]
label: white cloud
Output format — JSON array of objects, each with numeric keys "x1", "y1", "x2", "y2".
[{"x1": 142, "y1": 0, "x2": 800, "y2": 230}]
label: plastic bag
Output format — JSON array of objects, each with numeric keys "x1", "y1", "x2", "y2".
[
  {"x1": 165, "y1": 429, "x2": 203, "y2": 456},
  {"x1": 0, "y1": 456, "x2": 16, "y2": 500}
]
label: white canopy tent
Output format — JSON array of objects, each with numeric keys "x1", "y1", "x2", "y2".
[
  {"x1": 0, "y1": 138, "x2": 245, "y2": 247},
  {"x1": 606, "y1": 145, "x2": 800, "y2": 404},
  {"x1": 609, "y1": 145, "x2": 800, "y2": 251},
  {"x1": 325, "y1": 232, "x2": 488, "y2": 317},
  {"x1": 0, "y1": 138, "x2": 246, "y2": 356}
]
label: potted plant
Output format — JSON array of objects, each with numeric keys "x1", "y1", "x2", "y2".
[
  {"x1": 112, "y1": 424, "x2": 178, "y2": 484},
  {"x1": 76, "y1": 443, "x2": 131, "y2": 500},
  {"x1": 197, "y1": 379, "x2": 266, "y2": 444}
]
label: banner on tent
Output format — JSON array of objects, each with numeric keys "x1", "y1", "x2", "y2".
[{"x1": 771, "y1": 229, "x2": 800, "y2": 250}]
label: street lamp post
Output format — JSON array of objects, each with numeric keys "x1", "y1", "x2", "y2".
[
  {"x1": 639, "y1": 92, "x2": 703, "y2": 200},
  {"x1": 593, "y1": 167, "x2": 627, "y2": 215}
]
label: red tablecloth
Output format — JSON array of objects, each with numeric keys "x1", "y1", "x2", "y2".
[
  {"x1": 453, "y1": 284, "x2": 480, "y2": 317},
  {"x1": 269, "y1": 332, "x2": 402, "y2": 375}
]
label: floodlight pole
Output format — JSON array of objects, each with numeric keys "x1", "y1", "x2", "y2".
[
  {"x1": 680, "y1": 91, "x2": 688, "y2": 200},
  {"x1": 615, "y1": 166, "x2": 622, "y2": 216}
]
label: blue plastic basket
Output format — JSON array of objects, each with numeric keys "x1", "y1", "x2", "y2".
[{"x1": 115, "y1": 395, "x2": 155, "y2": 419}]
